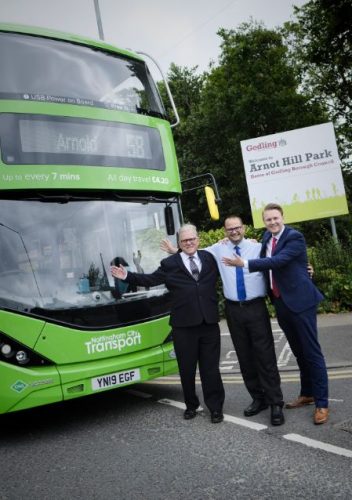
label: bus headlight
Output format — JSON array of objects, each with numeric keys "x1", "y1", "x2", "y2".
[
  {"x1": 15, "y1": 350, "x2": 30, "y2": 365},
  {"x1": 0, "y1": 332, "x2": 52, "y2": 367},
  {"x1": 1, "y1": 343, "x2": 14, "y2": 358}
]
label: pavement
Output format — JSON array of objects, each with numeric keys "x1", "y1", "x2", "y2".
[
  {"x1": 315, "y1": 311, "x2": 352, "y2": 370},
  {"x1": 317, "y1": 311, "x2": 352, "y2": 327},
  {"x1": 219, "y1": 311, "x2": 352, "y2": 373}
]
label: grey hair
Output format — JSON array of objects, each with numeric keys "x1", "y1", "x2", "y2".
[{"x1": 179, "y1": 223, "x2": 198, "y2": 237}]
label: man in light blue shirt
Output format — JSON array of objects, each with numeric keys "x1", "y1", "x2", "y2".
[
  {"x1": 207, "y1": 215, "x2": 284, "y2": 426},
  {"x1": 162, "y1": 215, "x2": 284, "y2": 426}
]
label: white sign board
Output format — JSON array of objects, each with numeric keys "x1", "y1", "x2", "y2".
[{"x1": 240, "y1": 122, "x2": 349, "y2": 227}]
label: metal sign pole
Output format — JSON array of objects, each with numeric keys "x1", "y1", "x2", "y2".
[
  {"x1": 330, "y1": 216, "x2": 338, "y2": 243},
  {"x1": 94, "y1": 0, "x2": 105, "y2": 40}
]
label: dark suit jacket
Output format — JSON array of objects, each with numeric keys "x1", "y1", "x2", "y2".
[
  {"x1": 125, "y1": 250, "x2": 220, "y2": 327},
  {"x1": 248, "y1": 226, "x2": 323, "y2": 313}
]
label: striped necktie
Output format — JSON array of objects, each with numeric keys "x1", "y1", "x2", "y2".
[
  {"x1": 235, "y1": 246, "x2": 246, "y2": 301},
  {"x1": 189, "y1": 256, "x2": 200, "y2": 280}
]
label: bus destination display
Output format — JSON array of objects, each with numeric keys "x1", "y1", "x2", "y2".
[
  {"x1": 19, "y1": 120, "x2": 152, "y2": 159},
  {"x1": 0, "y1": 114, "x2": 165, "y2": 170}
]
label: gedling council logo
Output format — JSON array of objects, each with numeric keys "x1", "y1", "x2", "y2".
[
  {"x1": 246, "y1": 138, "x2": 287, "y2": 152},
  {"x1": 85, "y1": 330, "x2": 142, "y2": 355},
  {"x1": 246, "y1": 141, "x2": 277, "y2": 151}
]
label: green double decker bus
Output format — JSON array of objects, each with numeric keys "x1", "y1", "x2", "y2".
[{"x1": 0, "y1": 24, "x2": 190, "y2": 413}]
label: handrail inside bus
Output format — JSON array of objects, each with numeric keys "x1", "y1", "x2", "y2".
[{"x1": 136, "y1": 51, "x2": 180, "y2": 128}]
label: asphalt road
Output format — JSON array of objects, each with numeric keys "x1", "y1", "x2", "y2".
[{"x1": 1, "y1": 313, "x2": 352, "y2": 500}]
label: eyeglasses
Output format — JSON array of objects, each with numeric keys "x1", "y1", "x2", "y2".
[
  {"x1": 225, "y1": 226, "x2": 243, "y2": 233},
  {"x1": 180, "y1": 237, "x2": 198, "y2": 244}
]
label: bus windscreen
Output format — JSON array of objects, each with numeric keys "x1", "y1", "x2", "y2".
[{"x1": 0, "y1": 31, "x2": 165, "y2": 116}]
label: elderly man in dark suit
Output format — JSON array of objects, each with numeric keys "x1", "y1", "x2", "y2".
[
  {"x1": 111, "y1": 223, "x2": 225, "y2": 423},
  {"x1": 222, "y1": 203, "x2": 329, "y2": 425}
]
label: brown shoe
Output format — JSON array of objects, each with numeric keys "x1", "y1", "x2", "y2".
[
  {"x1": 314, "y1": 407, "x2": 329, "y2": 425},
  {"x1": 285, "y1": 396, "x2": 315, "y2": 409}
]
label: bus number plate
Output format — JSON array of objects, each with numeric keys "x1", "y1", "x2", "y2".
[{"x1": 91, "y1": 368, "x2": 140, "y2": 391}]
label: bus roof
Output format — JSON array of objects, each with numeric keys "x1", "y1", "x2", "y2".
[{"x1": 0, "y1": 23, "x2": 144, "y2": 63}]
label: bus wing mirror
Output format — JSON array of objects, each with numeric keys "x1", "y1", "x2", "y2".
[
  {"x1": 165, "y1": 206, "x2": 175, "y2": 235},
  {"x1": 205, "y1": 186, "x2": 220, "y2": 221}
]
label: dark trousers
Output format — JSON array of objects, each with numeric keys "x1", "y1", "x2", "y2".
[
  {"x1": 225, "y1": 298, "x2": 283, "y2": 405},
  {"x1": 172, "y1": 323, "x2": 225, "y2": 413},
  {"x1": 274, "y1": 297, "x2": 328, "y2": 408}
]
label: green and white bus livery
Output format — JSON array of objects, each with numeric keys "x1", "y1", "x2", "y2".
[{"x1": 0, "y1": 24, "x2": 185, "y2": 413}]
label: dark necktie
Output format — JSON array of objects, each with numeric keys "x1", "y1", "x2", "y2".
[
  {"x1": 189, "y1": 256, "x2": 200, "y2": 280},
  {"x1": 235, "y1": 246, "x2": 246, "y2": 301},
  {"x1": 271, "y1": 237, "x2": 280, "y2": 298}
]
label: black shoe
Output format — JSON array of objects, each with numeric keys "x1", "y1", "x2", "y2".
[
  {"x1": 271, "y1": 405, "x2": 285, "y2": 426},
  {"x1": 211, "y1": 411, "x2": 224, "y2": 424},
  {"x1": 244, "y1": 399, "x2": 268, "y2": 417},
  {"x1": 184, "y1": 408, "x2": 197, "y2": 420}
]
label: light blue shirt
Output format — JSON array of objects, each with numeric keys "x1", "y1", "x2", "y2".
[{"x1": 207, "y1": 239, "x2": 267, "y2": 301}]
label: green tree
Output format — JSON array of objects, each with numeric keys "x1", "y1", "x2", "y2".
[
  {"x1": 284, "y1": 0, "x2": 352, "y2": 164},
  {"x1": 158, "y1": 63, "x2": 205, "y2": 173},
  {"x1": 179, "y1": 22, "x2": 327, "y2": 228},
  {"x1": 158, "y1": 64, "x2": 217, "y2": 223},
  {"x1": 283, "y1": 0, "x2": 352, "y2": 242}
]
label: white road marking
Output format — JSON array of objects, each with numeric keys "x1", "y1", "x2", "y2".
[
  {"x1": 157, "y1": 398, "x2": 204, "y2": 412},
  {"x1": 157, "y1": 398, "x2": 185, "y2": 409},
  {"x1": 223, "y1": 414, "x2": 267, "y2": 431},
  {"x1": 157, "y1": 398, "x2": 267, "y2": 430},
  {"x1": 220, "y1": 350, "x2": 239, "y2": 371},
  {"x1": 221, "y1": 325, "x2": 291, "y2": 369},
  {"x1": 128, "y1": 392, "x2": 352, "y2": 459},
  {"x1": 284, "y1": 433, "x2": 352, "y2": 458},
  {"x1": 277, "y1": 341, "x2": 293, "y2": 367}
]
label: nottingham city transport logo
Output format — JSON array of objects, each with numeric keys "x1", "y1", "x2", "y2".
[{"x1": 85, "y1": 330, "x2": 142, "y2": 355}]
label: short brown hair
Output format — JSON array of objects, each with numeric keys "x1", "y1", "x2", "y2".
[{"x1": 262, "y1": 203, "x2": 283, "y2": 215}]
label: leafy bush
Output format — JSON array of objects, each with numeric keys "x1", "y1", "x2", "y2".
[{"x1": 308, "y1": 235, "x2": 352, "y2": 312}]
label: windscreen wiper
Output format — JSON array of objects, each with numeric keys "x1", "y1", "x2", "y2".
[
  {"x1": 34, "y1": 194, "x2": 101, "y2": 203},
  {"x1": 136, "y1": 107, "x2": 166, "y2": 119}
]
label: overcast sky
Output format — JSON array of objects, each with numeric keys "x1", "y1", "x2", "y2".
[{"x1": 1, "y1": 0, "x2": 307, "y2": 76}]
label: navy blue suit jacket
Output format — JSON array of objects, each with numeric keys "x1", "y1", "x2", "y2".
[
  {"x1": 248, "y1": 226, "x2": 323, "y2": 313},
  {"x1": 125, "y1": 250, "x2": 220, "y2": 327}
]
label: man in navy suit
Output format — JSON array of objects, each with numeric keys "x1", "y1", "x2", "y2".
[
  {"x1": 111, "y1": 224, "x2": 225, "y2": 423},
  {"x1": 222, "y1": 203, "x2": 329, "y2": 425}
]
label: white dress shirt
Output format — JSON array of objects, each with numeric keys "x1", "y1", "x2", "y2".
[{"x1": 180, "y1": 251, "x2": 202, "y2": 276}]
